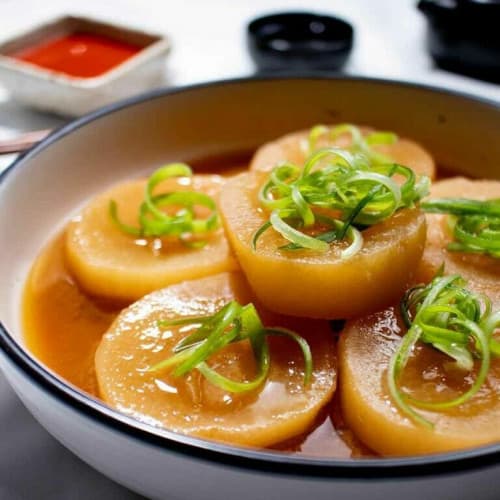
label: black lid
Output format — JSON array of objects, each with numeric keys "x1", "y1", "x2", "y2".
[
  {"x1": 418, "y1": 0, "x2": 500, "y2": 22},
  {"x1": 418, "y1": 0, "x2": 500, "y2": 81}
]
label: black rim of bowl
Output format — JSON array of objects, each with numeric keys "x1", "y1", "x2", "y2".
[{"x1": 1, "y1": 75, "x2": 500, "y2": 479}]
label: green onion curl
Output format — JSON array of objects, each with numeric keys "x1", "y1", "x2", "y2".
[
  {"x1": 253, "y1": 142, "x2": 429, "y2": 256},
  {"x1": 109, "y1": 163, "x2": 220, "y2": 247},
  {"x1": 307, "y1": 123, "x2": 398, "y2": 165},
  {"x1": 148, "y1": 301, "x2": 313, "y2": 393},
  {"x1": 421, "y1": 198, "x2": 500, "y2": 258},
  {"x1": 388, "y1": 274, "x2": 500, "y2": 428}
]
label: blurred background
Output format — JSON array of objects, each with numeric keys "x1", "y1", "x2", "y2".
[{"x1": 0, "y1": 0, "x2": 498, "y2": 498}]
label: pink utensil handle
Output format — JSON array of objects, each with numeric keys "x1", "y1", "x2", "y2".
[{"x1": 0, "y1": 129, "x2": 51, "y2": 154}]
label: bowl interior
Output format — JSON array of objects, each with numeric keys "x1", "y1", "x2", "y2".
[{"x1": 0, "y1": 76, "x2": 499, "y2": 464}]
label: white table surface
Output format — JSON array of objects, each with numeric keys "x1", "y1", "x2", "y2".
[{"x1": 0, "y1": 0, "x2": 498, "y2": 498}]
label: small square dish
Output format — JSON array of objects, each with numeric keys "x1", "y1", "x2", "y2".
[{"x1": 0, "y1": 15, "x2": 170, "y2": 116}]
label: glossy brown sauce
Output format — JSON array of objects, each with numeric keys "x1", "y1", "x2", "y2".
[
  {"x1": 22, "y1": 159, "x2": 372, "y2": 458},
  {"x1": 23, "y1": 234, "x2": 371, "y2": 457},
  {"x1": 23, "y1": 234, "x2": 119, "y2": 395}
]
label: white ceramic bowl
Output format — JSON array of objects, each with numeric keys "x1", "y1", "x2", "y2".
[{"x1": 1, "y1": 77, "x2": 499, "y2": 500}]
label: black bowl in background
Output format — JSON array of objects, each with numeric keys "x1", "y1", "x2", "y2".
[
  {"x1": 247, "y1": 12, "x2": 354, "y2": 72},
  {"x1": 418, "y1": 0, "x2": 500, "y2": 82}
]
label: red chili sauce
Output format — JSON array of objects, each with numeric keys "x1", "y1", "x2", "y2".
[{"x1": 12, "y1": 32, "x2": 142, "y2": 78}]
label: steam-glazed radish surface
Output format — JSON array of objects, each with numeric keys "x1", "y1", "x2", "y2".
[
  {"x1": 219, "y1": 171, "x2": 427, "y2": 319},
  {"x1": 417, "y1": 177, "x2": 500, "y2": 307},
  {"x1": 95, "y1": 272, "x2": 337, "y2": 447},
  {"x1": 65, "y1": 175, "x2": 238, "y2": 302},
  {"x1": 339, "y1": 307, "x2": 500, "y2": 456},
  {"x1": 22, "y1": 123, "x2": 500, "y2": 458},
  {"x1": 250, "y1": 126, "x2": 436, "y2": 179}
]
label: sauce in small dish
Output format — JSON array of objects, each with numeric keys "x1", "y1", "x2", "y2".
[
  {"x1": 0, "y1": 15, "x2": 170, "y2": 115},
  {"x1": 12, "y1": 32, "x2": 142, "y2": 78}
]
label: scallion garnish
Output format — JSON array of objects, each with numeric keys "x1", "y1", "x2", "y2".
[
  {"x1": 388, "y1": 273, "x2": 500, "y2": 428},
  {"x1": 253, "y1": 147, "x2": 429, "y2": 255},
  {"x1": 422, "y1": 198, "x2": 500, "y2": 258},
  {"x1": 307, "y1": 124, "x2": 398, "y2": 164},
  {"x1": 148, "y1": 301, "x2": 313, "y2": 393},
  {"x1": 110, "y1": 163, "x2": 220, "y2": 247}
]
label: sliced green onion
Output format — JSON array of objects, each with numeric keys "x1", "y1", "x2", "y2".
[
  {"x1": 270, "y1": 210, "x2": 329, "y2": 252},
  {"x1": 173, "y1": 302, "x2": 241, "y2": 376},
  {"x1": 340, "y1": 226, "x2": 363, "y2": 259},
  {"x1": 308, "y1": 125, "x2": 330, "y2": 152},
  {"x1": 266, "y1": 327, "x2": 313, "y2": 385},
  {"x1": 253, "y1": 134, "x2": 429, "y2": 256},
  {"x1": 346, "y1": 171, "x2": 401, "y2": 217},
  {"x1": 365, "y1": 131, "x2": 398, "y2": 146},
  {"x1": 109, "y1": 163, "x2": 220, "y2": 247},
  {"x1": 389, "y1": 274, "x2": 500, "y2": 427},
  {"x1": 422, "y1": 198, "x2": 500, "y2": 216},
  {"x1": 307, "y1": 123, "x2": 398, "y2": 165},
  {"x1": 109, "y1": 200, "x2": 141, "y2": 236},
  {"x1": 148, "y1": 301, "x2": 313, "y2": 393},
  {"x1": 251, "y1": 221, "x2": 272, "y2": 250},
  {"x1": 145, "y1": 163, "x2": 193, "y2": 220},
  {"x1": 422, "y1": 198, "x2": 500, "y2": 258},
  {"x1": 292, "y1": 184, "x2": 315, "y2": 227}
]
